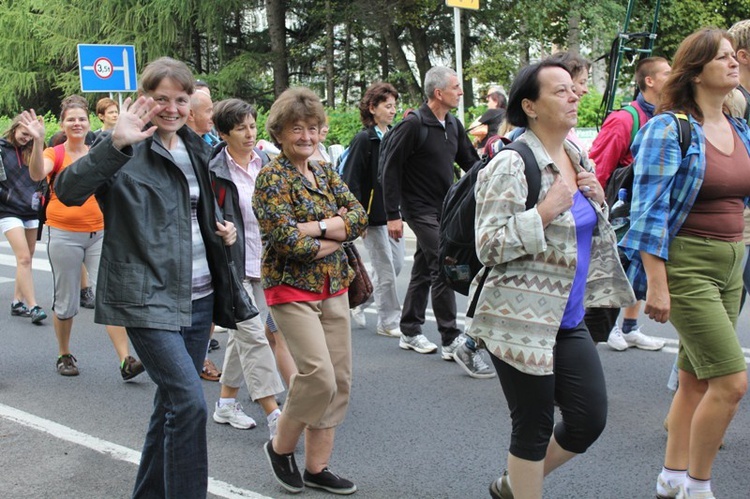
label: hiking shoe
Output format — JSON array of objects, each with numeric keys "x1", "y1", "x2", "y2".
[
  {"x1": 11, "y1": 301, "x2": 30, "y2": 317},
  {"x1": 441, "y1": 335, "x2": 465, "y2": 361},
  {"x1": 200, "y1": 359, "x2": 222, "y2": 381},
  {"x1": 208, "y1": 338, "x2": 220, "y2": 351},
  {"x1": 351, "y1": 306, "x2": 366, "y2": 328},
  {"x1": 29, "y1": 306, "x2": 47, "y2": 325},
  {"x1": 656, "y1": 474, "x2": 683, "y2": 499},
  {"x1": 56, "y1": 354, "x2": 79, "y2": 376},
  {"x1": 213, "y1": 401, "x2": 257, "y2": 429},
  {"x1": 80, "y1": 286, "x2": 95, "y2": 309},
  {"x1": 489, "y1": 470, "x2": 513, "y2": 499},
  {"x1": 623, "y1": 326, "x2": 665, "y2": 351},
  {"x1": 606, "y1": 325, "x2": 629, "y2": 351},
  {"x1": 303, "y1": 467, "x2": 357, "y2": 495},
  {"x1": 264, "y1": 439, "x2": 303, "y2": 493},
  {"x1": 376, "y1": 324, "x2": 401, "y2": 338},
  {"x1": 120, "y1": 356, "x2": 145, "y2": 381},
  {"x1": 399, "y1": 333, "x2": 438, "y2": 354},
  {"x1": 454, "y1": 343, "x2": 495, "y2": 378}
]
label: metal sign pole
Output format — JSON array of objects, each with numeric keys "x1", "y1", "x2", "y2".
[{"x1": 454, "y1": 7, "x2": 464, "y2": 124}]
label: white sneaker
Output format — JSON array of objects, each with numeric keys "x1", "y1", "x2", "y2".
[
  {"x1": 623, "y1": 326, "x2": 665, "y2": 351},
  {"x1": 376, "y1": 324, "x2": 401, "y2": 338},
  {"x1": 676, "y1": 487, "x2": 714, "y2": 499},
  {"x1": 399, "y1": 334, "x2": 438, "y2": 354},
  {"x1": 606, "y1": 325, "x2": 629, "y2": 351},
  {"x1": 441, "y1": 336, "x2": 465, "y2": 361},
  {"x1": 351, "y1": 306, "x2": 367, "y2": 328},
  {"x1": 213, "y1": 401, "x2": 257, "y2": 429},
  {"x1": 267, "y1": 409, "x2": 280, "y2": 440},
  {"x1": 657, "y1": 474, "x2": 683, "y2": 498}
]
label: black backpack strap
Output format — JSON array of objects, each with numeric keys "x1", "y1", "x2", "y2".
[
  {"x1": 737, "y1": 85, "x2": 750, "y2": 122},
  {"x1": 505, "y1": 141, "x2": 542, "y2": 209},
  {"x1": 466, "y1": 140, "x2": 541, "y2": 318},
  {"x1": 665, "y1": 112, "x2": 692, "y2": 158}
]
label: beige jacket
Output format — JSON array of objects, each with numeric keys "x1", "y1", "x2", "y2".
[{"x1": 467, "y1": 131, "x2": 635, "y2": 375}]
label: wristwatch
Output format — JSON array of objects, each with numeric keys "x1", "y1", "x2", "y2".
[{"x1": 318, "y1": 220, "x2": 327, "y2": 238}]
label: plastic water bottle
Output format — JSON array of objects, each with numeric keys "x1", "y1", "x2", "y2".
[{"x1": 610, "y1": 188, "x2": 629, "y2": 231}]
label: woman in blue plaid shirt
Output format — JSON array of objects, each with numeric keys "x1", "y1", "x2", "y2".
[{"x1": 621, "y1": 28, "x2": 750, "y2": 499}]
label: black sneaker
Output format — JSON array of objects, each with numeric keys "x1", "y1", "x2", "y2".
[
  {"x1": 209, "y1": 338, "x2": 220, "y2": 351},
  {"x1": 263, "y1": 440, "x2": 303, "y2": 493},
  {"x1": 80, "y1": 287, "x2": 95, "y2": 309},
  {"x1": 120, "y1": 356, "x2": 145, "y2": 381},
  {"x1": 11, "y1": 301, "x2": 30, "y2": 317},
  {"x1": 303, "y1": 467, "x2": 357, "y2": 495},
  {"x1": 56, "y1": 354, "x2": 79, "y2": 376},
  {"x1": 29, "y1": 306, "x2": 47, "y2": 325}
]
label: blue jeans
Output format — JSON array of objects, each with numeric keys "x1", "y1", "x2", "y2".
[{"x1": 127, "y1": 294, "x2": 214, "y2": 499}]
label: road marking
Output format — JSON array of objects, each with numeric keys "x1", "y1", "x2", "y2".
[
  {"x1": 0, "y1": 403, "x2": 273, "y2": 499},
  {"x1": 0, "y1": 252, "x2": 50, "y2": 272}
]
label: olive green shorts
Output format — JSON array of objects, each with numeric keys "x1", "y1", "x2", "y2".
[{"x1": 667, "y1": 235, "x2": 747, "y2": 380}]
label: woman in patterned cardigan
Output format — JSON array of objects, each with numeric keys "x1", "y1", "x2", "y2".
[{"x1": 467, "y1": 59, "x2": 634, "y2": 499}]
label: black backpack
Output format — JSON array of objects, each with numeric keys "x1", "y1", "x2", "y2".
[{"x1": 438, "y1": 140, "x2": 541, "y2": 301}]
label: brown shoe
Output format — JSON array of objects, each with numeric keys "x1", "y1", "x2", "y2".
[
  {"x1": 201, "y1": 359, "x2": 221, "y2": 381},
  {"x1": 56, "y1": 354, "x2": 79, "y2": 376}
]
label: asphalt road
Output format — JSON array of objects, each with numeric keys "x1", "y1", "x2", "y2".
[{"x1": 1, "y1": 237, "x2": 750, "y2": 499}]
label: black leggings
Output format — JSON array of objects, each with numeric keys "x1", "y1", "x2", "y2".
[{"x1": 490, "y1": 321, "x2": 607, "y2": 461}]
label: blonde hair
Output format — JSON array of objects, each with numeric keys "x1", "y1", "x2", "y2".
[
  {"x1": 729, "y1": 20, "x2": 750, "y2": 51},
  {"x1": 724, "y1": 88, "x2": 747, "y2": 117}
]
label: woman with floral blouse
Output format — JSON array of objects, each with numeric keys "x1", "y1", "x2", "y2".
[{"x1": 253, "y1": 86, "x2": 367, "y2": 496}]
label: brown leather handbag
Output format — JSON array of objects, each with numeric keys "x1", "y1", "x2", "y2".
[{"x1": 344, "y1": 242, "x2": 373, "y2": 309}]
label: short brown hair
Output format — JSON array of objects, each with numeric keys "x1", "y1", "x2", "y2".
[
  {"x1": 657, "y1": 28, "x2": 735, "y2": 123},
  {"x1": 359, "y1": 82, "x2": 399, "y2": 127},
  {"x1": 548, "y1": 51, "x2": 591, "y2": 80},
  {"x1": 265, "y1": 87, "x2": 326, "y2": 147},
  {"x1": 139, "y1": 57, "x2": 194, "y2": 95},
  {"x1": 213, "y1": 98, "x2": 257, "y2": 135},
  {"x1": 60, "y1": 95, "x2": 89, "y2": 122},
  {"x1": 95, "y1": 97, "x2": 118, "y2": 117},
  {"x1": 635, "y1": 57, "x2": 670, "y2": 92}
]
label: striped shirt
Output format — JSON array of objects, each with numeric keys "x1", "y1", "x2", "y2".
[{"x1": 159, "y1": 135, "x2": 213, "y2": 300}]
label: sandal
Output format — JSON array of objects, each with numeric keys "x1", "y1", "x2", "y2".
[{"x1": 201, "y1": 358, "x2": 222, "y2": 381}]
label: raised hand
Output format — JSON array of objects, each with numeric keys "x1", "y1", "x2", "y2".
[
  {"x1": 17, "y1": 109, "x2": 46, "y2": 142},
  {"x1": 111, "y1": 96, "x2": 163, "y2": 150}
]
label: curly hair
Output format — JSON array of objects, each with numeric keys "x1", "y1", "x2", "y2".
[
  {"x1": 265, "y1": 87, "x2": 326, "y2": 148},
  {"x1": 359, "y1": 82, "x2": 399, "y2": 127}
]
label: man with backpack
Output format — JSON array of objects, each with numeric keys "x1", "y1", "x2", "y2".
[
  {"x1": 589, "y1": 56, "x2": 671, "y2": 352},
  {"x1": 379, "y1": 66, "x2": 491, "y2": 375}
]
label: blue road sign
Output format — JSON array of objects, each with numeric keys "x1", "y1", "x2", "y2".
[{"x1": 77, "y1": 44, "x2": 137, "y2": 93}]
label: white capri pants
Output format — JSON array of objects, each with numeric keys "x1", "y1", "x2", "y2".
[{"x1": 219, "y1": 278, "x2": 284, "y2": 400}]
